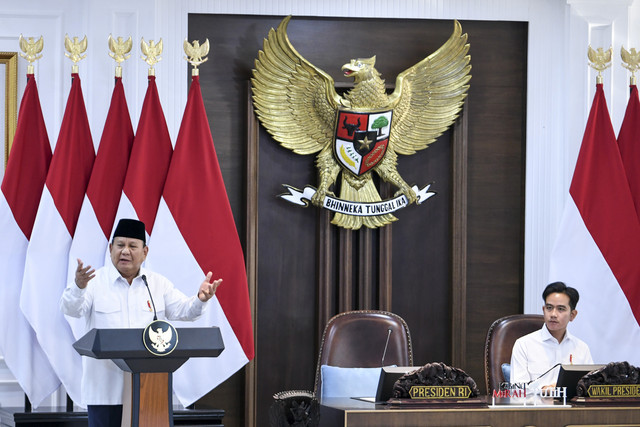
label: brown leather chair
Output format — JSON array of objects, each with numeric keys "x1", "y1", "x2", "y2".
[
  {"x1": 313, "y1": 310, "x2": 413, "y2": 397},
  {"x1": 484, "y1": 314, "x2": 544, "y2": 392}
]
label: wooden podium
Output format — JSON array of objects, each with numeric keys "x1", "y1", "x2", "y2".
[{"x1": 73, "y1": 327, "x2": 224, "y2": 427}]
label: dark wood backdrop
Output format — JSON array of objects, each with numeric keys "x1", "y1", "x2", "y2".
[{"x1": 188, "y1": 14, "x2": 527, "y2": 427}]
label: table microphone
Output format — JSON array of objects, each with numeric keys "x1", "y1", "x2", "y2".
[
  {"x1": 141, "y1": 274, "x2": 157, "y2": 321},
  {"x1": 527, "y1": 362, "x2": 561, "y2": 385},
  {"x1": 381, "y1": 328, "x2": 392, "y2": 366}
]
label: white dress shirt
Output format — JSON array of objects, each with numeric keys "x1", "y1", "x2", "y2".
[
  {"x1": 510, "y1": 324, "x2": 593, "y2": 389},
  {"x1": 60, "y1": 262, "x2": 207, "y2": 405}
]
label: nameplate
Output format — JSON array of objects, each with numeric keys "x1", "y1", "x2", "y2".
[
  {"x1": 587, "y1": 385, "x2": 640, "y2": 398},
  {"x1": 492, "y1": 388, "x2": 526, "y2": 398},
  {"x1": 408, "y1": 385, "x2": 472, "y2": 399},
  {"x1": 490, "y1": 384, "x2": 570, "y2": 408}
]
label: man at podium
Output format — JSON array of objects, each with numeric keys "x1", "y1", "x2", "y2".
[
  {"x1": 60, "y1": 218, "x2": 221, "y2": 427},
  {"x1": 510, "y1": 282, "x2": 593, "y2": 390}
]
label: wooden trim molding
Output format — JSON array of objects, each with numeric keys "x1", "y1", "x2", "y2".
[
  {"x1": 378, "y1": 183, "x2": 393, "y2": 312},
  {"x1": 451, "y1": 100, "x2": 469, "y2": 368},
  {"x1": 317, "y1": 209, "x2": 333, "y2": 341},
  {"x1": 1, "y1": 52, "x2": 18, "y2": 168},
  {"x1": 245, "y1": 82, "x2": 259, "y2": 427},
  {"x1": 358, "y1": 228, "x2": 373, "y2": 309},
  {"x1": 338, "y1": 228, "x2": 353, "y2": 313}
]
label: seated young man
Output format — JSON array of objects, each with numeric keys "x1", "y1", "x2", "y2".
[{"x1": 510, "y1": 282, "x2": 593, "y2": 389}]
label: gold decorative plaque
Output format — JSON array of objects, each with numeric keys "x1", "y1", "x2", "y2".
[
  {"x1": 409, "y1": 385, "x2": 473, "y2": 399},
  {"x1": 587, "y1": 384, "x2": 640, "y2": 398},
  {"x1": 252, "y1": 16, "x2": 471, "y2": 229}
]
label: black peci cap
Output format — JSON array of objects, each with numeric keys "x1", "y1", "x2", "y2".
[{"x1": 112, "y1": 218, "x2": 146, "y2": 244}]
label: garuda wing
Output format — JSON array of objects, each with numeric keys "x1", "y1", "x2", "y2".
[
  {"x1": 252, "y1": 15, "x2": 342, "y2": 155},
  {"x1": 183, "y1": 38, "x2": 194, "y2": 58},
  {"x1": 161, "y1": 327, "x2": 172, "y2": 343},
  {"x1": 387, "y1": 20, "x2": 471, "y2": 155},
  {"x1": 64, "y1": 35, "x2": 74, "y2": 56},
  {"x1": 141, "y1": 38, "x2": 149, "y2": 57},
  {"x1": 149, "y1": 328, "x2": 160, "y2": 344},
  {"x1": 35, "y1": 36, "x2": 44, "y2": 54}
]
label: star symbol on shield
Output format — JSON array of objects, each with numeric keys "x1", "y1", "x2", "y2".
[{"x1": 359, "y1": 135, "x2": 373, "y2": 150}]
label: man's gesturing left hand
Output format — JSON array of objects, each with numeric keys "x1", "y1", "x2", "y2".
[{"x1": 198, "y1": 272, "x2": 222, "y2": 302}]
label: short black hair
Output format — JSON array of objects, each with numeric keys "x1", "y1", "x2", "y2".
[{"x1": 542, "y1": 281, "x2": 579, "y2": 310}]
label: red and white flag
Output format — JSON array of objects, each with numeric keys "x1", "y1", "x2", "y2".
[
  {"x1": 111, "y1": 75, "x2": 171, "y2": 241},
  {"x1": 20, "y1": 73, "x2": 95, "y2": 403},
  {"x1": 0, "y1": 74, "x2": 60, "y2": 407},
  {"x1": 146, "y1": 75, "x2": 254, "y2": 406},
  {"x1": 617, "y1": 84, "x2": 640, "y2": 221},
  {"x1": 66, "y1": 76, "x2": 134, "y2": 338},
  {"x1": 549, "y1": 84, "x2": 640, "y2": 365}
]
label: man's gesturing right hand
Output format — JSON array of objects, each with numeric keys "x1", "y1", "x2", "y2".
[{"x1": 75, "y1": 258, "x2": 96, "y2": 289}]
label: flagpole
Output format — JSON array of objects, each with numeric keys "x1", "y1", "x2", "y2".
[
  {"x1": 145, "y1": 37, "x2": 254, "y2": 407},
  {"x1": 618, "y1": 45, "x2": 640, "y2": 223},
  {"x1": 551, "y1": 43, "x2": 640, "y2": 368},
  {"x1": 20, "y1": 32, "x2": 94, "y2": 408},
  {"x1": 22, "y1": 40, "x2": 51, "y2": 412},
  {"x1": 8, "y1": 32, "x2": 59, "y2": 412}
]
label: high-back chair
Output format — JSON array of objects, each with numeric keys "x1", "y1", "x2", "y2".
[
  {"x1": 484, "y1": 314, "x2": 544, "y2": 392},
  {"x1": 313, "y1": 310, "x2": 413, "y2": 398}
]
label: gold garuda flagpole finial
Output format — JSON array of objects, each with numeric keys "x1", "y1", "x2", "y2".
[
  {"x1": 108, "y1": 35, "x2": 132, "y2": 78},
  {"x1": 621, "y1": 45, "x2": 640, "y2": 85},
  {"x1": 64, "y1": 34, "x2": 87, "y2": 73},
  {"x1": 140, "y1": 37, "x2": 162, "y2": 76},
  {"x1": 587, "y1": 45, "x2": 612, "y2": 84},
  {"x1": 183, "y1": 38, "x2": 210, "y2": 76},
  {"x1": 19, "y1": 35, "x2": 44, "y2": 74}
]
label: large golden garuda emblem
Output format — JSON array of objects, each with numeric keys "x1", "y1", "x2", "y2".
[{"x1": 252, "y1": 16, "x2": 471, "y2": 229}]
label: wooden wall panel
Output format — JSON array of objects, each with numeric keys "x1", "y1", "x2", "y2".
[
  {"x1": 464, "y1": 21, "x2": 528, "y2": 388},
  {"x1": 390, "y1": 127, "x2": 453, "y2": 367},
  {"x1": 189, "y1": 14, "x2": 526, "y2": 426}
]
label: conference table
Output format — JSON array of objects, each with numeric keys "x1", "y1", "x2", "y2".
[{"x1": 319, "y1": 396, "x2": 640, "y2": 427}]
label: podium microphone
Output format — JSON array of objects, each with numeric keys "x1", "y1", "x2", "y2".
[
  {"x1": 381, "y1": 327, "x2": 392, "y2": 366},
  {"x1": 141, "y1": 274, "x2": 157, "y2": 321}
]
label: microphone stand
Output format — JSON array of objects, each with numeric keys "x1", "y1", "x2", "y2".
[{"x1": 141, "y1": 274, "x2": 157, "y2": 321}]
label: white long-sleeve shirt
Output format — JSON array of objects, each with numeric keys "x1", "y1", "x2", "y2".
[
  {"x1": 510, "y1": 324, "x2": 593, "y2": 389},
  {"x1": 60, "y1": 262, "x2": 207, "y2": 405}
]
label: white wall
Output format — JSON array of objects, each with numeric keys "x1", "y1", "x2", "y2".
[{"x1": 0, "y1": 0, "x2": 635, "y2": 407}]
